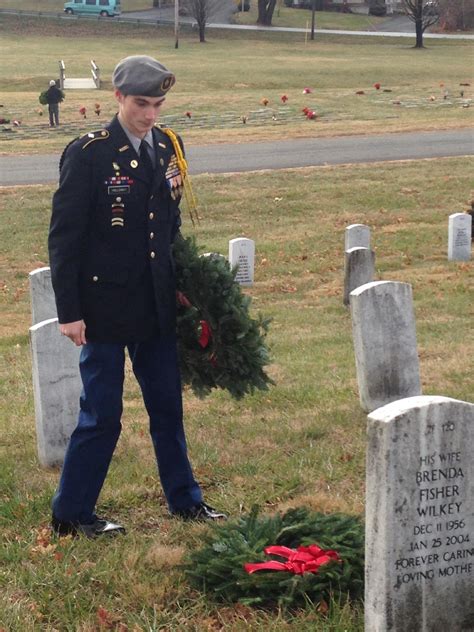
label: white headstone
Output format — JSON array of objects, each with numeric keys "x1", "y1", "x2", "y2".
[
  {"x1": 343, "y1": 247, "x2": 375, "y2": 306},
  {"x1": 366, "y1": 395, "x2": 474, "y2": 632},
  {"x1": 29, "y1": 267, "x2": 56, "y2": 325},
  {"x1": 229, "y1": 238, "x2": 255, "y2": 286},
  {"x1": 448, "y1": 213, "x2": 472, "y2": 261},
  {"x1": 30, "y1": 318, "x2": 81, "y2": 467},
  {"x1": 345, "y1": 224, "x2": 371, "y2": 251},
  {"x1": 350, "y1": 281, "x2": 421, "y2": 413}
]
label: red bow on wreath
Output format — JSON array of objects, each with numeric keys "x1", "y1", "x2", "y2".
[
  {"x1": 176, "y1": 292, "x2": 213, "y2": 350},
  {"x1": 244, "y1": 544, "x2": 340, "y2": 576},
  {"x1": 198, "y1": 320, "x2": 211, "y2": 348}
]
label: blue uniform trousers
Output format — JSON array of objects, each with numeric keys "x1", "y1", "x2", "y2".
[{"x1": 52, "y1": 336, "x2": 202, "y2": 524}]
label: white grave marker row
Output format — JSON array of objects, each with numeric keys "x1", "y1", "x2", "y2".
[
  {"x1": 350, "y1": 281, "x2": 421, "y2": 413},
  {"x1": 365, "y1": 395, "x2": 474, "y2": 632},
  {"x1": 30, "y1": 318, "x2": 81, "y2": 468},
  {"x1": 229, "y1": 237, "x2": 255, "y2": 287},
  {"x1": 343, "y1": 246, "x2": 375, "y2": 306},
  {"x1": 29, "y1": 267, "x2": 55, "y2": 326},
  {"x1": 448, "y1": 213, "x2": 471, "y2": 261},
  {"x1": 345, "y1": 223, "x2": 371, "y2": 251}
]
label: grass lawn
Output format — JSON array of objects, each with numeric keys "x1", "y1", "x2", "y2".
[
  {"x1": 232, "y1": 4, "x2": 386, "y2": 31},
  {"x1": 0, "y1": 15, "x2": 472, "y2": 154},
  {"x1": 0, "y1": 156, "x2": 473, "y2": 630},
  {"x1": 0, "y1": 12, "x2": 473, "y2": 629}
]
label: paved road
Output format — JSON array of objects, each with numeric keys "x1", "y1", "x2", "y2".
[
  {"x1": 120, "y1": 7, "x2": 473, "y2": 39},
  {"x1": 2, "y1": 7, "x2": 472, "y2": 39},
  {"x1": 123, "y1": 5, "x2": 421, "y2": 35},
  {"x1": 1, "y1": 129, "x2": 472, "y2": 186},
  {"x1": 125, "y1": 0, "x2": 236, "y2": 24}
]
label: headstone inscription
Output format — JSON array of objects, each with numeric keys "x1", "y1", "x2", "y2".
[
  {"x1": 345, "y1": 223, "x2": 371, "y2": 251},
  {"x1": 349, "y1": 281, "x2": 421, "y2": 413},
  {"x1": 229, "y1": 238, "x2": 255, "y2": 287},
  {"x1": 365, "y1": 395, "x2": 474, "y2": 632},
  {"x1": 29, "y1": 267, "x2": 55, "y2": 325},
  {"x1": 448, "y1": 213, "x2": 472, "y2": 261},
  {"x1": 30, "y1": 318, "x2": 81, "y2": 467},
  {"x1": 343, "y1": 246, "x2": 375, "y2": 306}
]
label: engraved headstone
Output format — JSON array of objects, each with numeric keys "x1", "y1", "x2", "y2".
[
  {"x1": 350, "y1": 281, "x2": 421, "y2": 413},
  {"x1": 343, "y1": 247, "x2": 375, "y2": 306},
  {"x1": 365, "y1": 395, "x2": 474, "y2": 632},
  {"x1": 29, "y1": 266, "x2": 56, "y2": 325},
  {"x1": 229, "y1": 238, "x2": 255, "y2": 287},
  {"x1": 30, "y1": 318, "x2": 81, "y2": 467},
  {"x1": 448, "y1": 213, "x2": 472, "y2": 261},
  {"x1": 345, "y1": 223, "x2": 371, "y2": 251}
]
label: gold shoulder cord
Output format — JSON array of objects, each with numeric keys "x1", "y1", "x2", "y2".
[
  {"x1": 161, "y1": 127, "x2": 199, "y2": 226},
  {"x1": 82, "y1": 130, "x2": 110, "y2": 149}
]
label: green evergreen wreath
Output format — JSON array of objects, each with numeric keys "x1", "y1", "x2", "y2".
[
  {"x1": 174, "y1": 235, "x2": 273, "y2": 399},
  {"x1": 39, "y1": 89, "x2": 65, "y2": 105},
  {"x1": 185, "y1": 507, "x2": 364, "y2": 608}
]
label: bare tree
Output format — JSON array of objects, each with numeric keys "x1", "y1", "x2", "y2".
[
  {"x1": 402, "y1": 0, "x2": 440, "y2": 48},
  {"x1": 257, "y1": 0, "x2": 277, "y2": 26},
  {"x1": 437, "y1": 0, "x2": 474, "y2": 30},
  {"x1": 184, "y1": 0, "x2": 220, "y2": 42}
]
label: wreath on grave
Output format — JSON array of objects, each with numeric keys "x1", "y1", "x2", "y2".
[
  {"x1": 174, "y1": 235, "x2": 273, "y2": 399},
  {"x1": 184, "y1": 506, "x2": 365, "y2": 608}
]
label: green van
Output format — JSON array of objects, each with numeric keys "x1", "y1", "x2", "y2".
[{"x1": 63, "y1": 0, "x2": 121, "y2": 18}]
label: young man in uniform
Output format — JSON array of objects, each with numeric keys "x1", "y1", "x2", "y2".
[{"x1": 48, "y1": 55, "x2": 226, "y2": 538}]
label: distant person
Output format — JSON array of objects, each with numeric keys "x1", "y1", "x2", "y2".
[
  {"x1": 45, "y1": 80, "x2": 63, "y2": 127},
  {"x1": 48, "y1": 55, "x2": 227, "y2": 538},
  {"x1": 469, "y1": 201, "x2": 474, "y2": 241}
]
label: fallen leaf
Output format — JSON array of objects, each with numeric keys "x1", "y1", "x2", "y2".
[
  {"x1": 317, "y1": 599, "x2": 329, "y2": 614},
  {"x1": 97, "y1": 606, "x2": 117, "y2": 629},
  {"x1": 340, "y1": 453, "x2": 353, "y2": 462}
]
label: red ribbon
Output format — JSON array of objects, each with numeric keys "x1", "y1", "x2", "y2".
[
  {"x1": 198, "y1": 320, "x2": 212, "y2": 349},
  {"x1": 176, "y1": 291, "x2": 192, "y2": 308},
  {"x1": 244, "y1": 544, "x2": 340, "y2": 576},
  {"x1": 175, "y1": 292, "x2": 214, "y2": 355}
]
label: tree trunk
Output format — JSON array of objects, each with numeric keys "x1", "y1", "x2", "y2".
[
  {"x1": 414, "y1": 17, "x2": 424, "y2": 47},
  {"x1": 257, "y1": 0, "x2": 277, "y2": 26},
  {"x1": 199, "y1": 23, "x2": 206, "y2": 42}
]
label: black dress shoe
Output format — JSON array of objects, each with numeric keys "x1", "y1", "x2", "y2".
[
  {"x1": 172, "y1": 502, "x2": 227, "y2": 522},
  {"x1": 51, "y1": 516, "x2": 126, "y2": 538}
]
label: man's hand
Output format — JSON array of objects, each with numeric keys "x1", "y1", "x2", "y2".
[{"x1": 59, "y1": 320, "x2": 87, "y2": 346}]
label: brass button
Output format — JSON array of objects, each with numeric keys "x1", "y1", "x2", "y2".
[
  {"x1": 149, "y1": 212, "x2": 154, "y2": 220},
  {"x1": 150, "y1": 232, "x2": 154, "y2": 239},
  {"x1": 150, "y1": 251, "x2": 156, "y2": 259},
  {"x1": 92, "y1": 275, "x2": 99, "y2": 282}
]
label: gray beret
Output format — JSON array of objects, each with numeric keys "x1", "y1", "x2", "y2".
[{"x1": 112, "y1": 55, "x2": 176, "y2": 97}]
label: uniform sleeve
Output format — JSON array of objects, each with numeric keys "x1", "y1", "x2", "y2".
[{"x1": 48, "y1": 141, "x2": 93, "y2": 324}]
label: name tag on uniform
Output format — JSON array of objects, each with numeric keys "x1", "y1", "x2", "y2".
[{"x1": 108, "y1": 185, "x2": 130, "y2": 195}]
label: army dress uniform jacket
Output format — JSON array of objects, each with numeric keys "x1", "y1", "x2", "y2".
[{"x1": 48, "y1": 116, "x2": 183, "y2": 343}]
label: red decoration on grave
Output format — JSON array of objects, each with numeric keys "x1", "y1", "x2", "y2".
[{"x1": 244, "y1": 544, "x2": 340, "y2": 576}]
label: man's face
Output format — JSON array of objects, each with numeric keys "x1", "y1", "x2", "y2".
[{"x1": 115, "y1": 90, "x2": 166, "y2": 137}]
